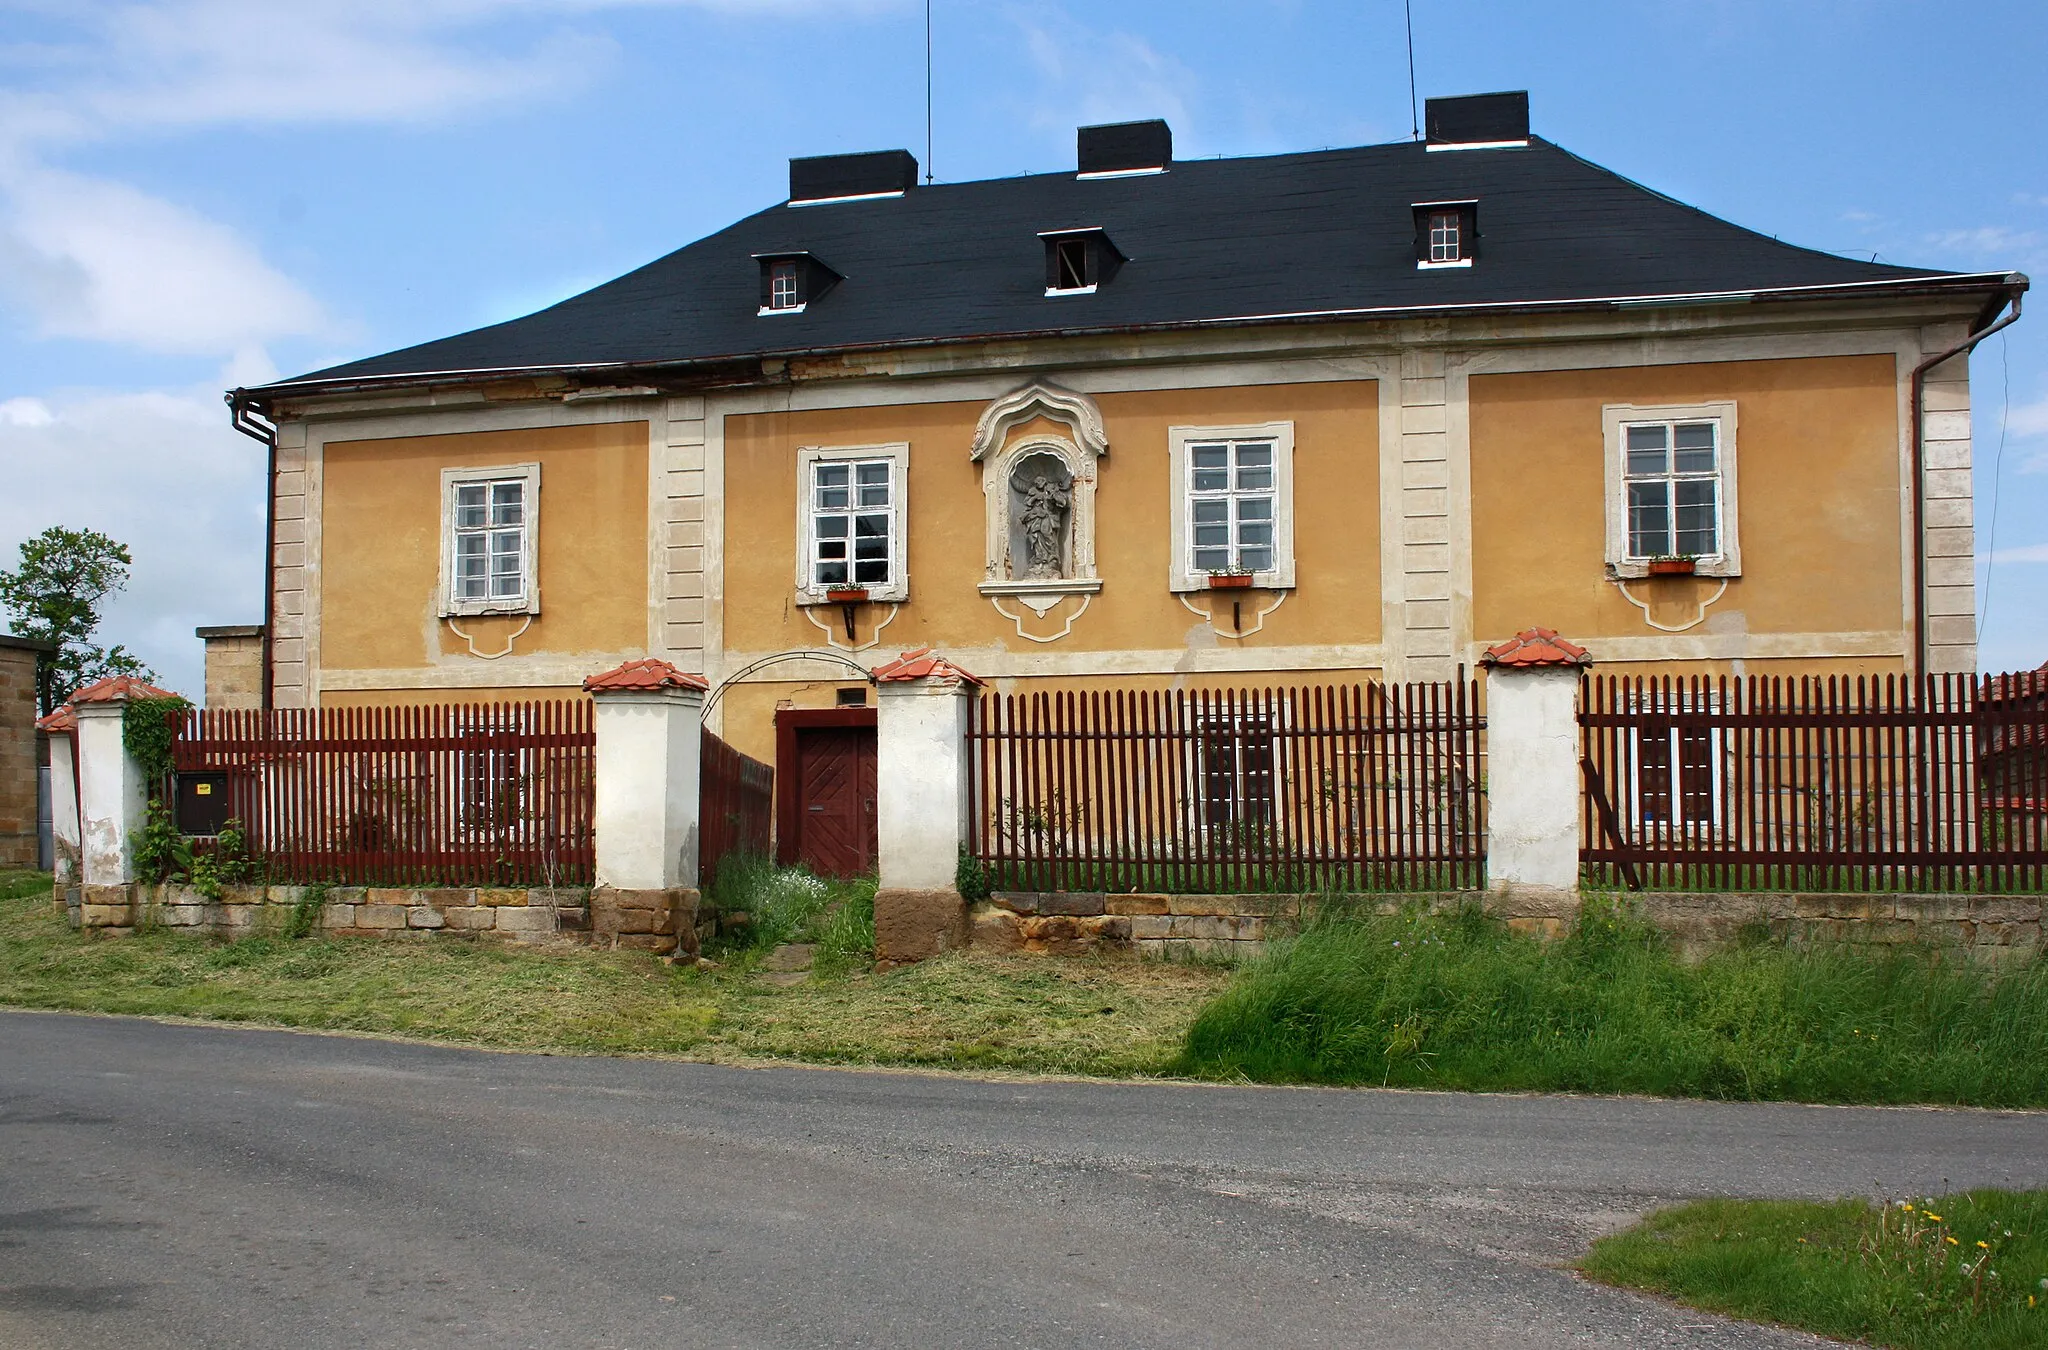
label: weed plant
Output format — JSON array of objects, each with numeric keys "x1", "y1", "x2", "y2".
[
  {"x1": 1583, "y1": 1189, "x2": 2048, "y2": 1350},
  {"x1": 1179, "y1": 899, "x2": 2048, "y2": 1106},
  {"x1": 703, "y1": 854, "x2": 876, "y2": 973}
]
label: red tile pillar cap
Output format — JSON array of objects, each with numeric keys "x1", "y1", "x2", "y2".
[
  {"x1": 69, "y1": 675, "x2": 183, "y2": 704},
  {"x1": 582, "y1": 658, "x2": 711, "y2": 693},
  {"x1": 36, "y1": 705, "x2": 76, "y2": 733},
  {"x1": 871, "y1": 648, "x2": 985, "y2": 687},
  {"x1": 1479, "y1": 627, "x2": 1592, "y2": 670}
]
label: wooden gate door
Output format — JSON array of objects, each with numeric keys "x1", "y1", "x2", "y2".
[{"x1": 775, "y1": 709, "x2": 879, "y2": 876}]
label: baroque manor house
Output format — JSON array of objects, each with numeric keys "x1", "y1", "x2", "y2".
[{"x1": 219, "y1": 92, "x2": 2024, "y2": 875}]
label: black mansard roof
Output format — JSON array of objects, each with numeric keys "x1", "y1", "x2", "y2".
[{"x1": 264, "y1": 134, "x2": 2007, "y2": 397}]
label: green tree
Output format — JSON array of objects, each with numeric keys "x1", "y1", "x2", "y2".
[{"x1": 0, "y1": 526, "x2": 154, "y2": 716}]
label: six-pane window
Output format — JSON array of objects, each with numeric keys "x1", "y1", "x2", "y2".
[
  {"x1": 452, "y1": 479, "x2": 527, "y2": 603},
  {"x1": 812, "y1": 459, "x2": 894, "y2": 587},
  {"x1": 768, "y1": 260, "x2": 801, "y2": 311},
  {"x1": 1187, "y1": 438, "x2": 1276, "y2": 574},
  {"x1": 1624, "y1": 420, "x2": 1719, "y2": 559},
  {"x1": 1428, "y1": 210, "x2": 1463, "y2": 263}
]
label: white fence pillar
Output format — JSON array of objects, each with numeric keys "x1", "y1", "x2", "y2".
[
  {"x1": 69, "y1": 676, "x2": 182, "y2": 928},
  {"x1": 873, "y1": 648, "x2": 982, "y2": 964},
  {"x1": 1481, "y1": 629, "x2": 1590, "y2": 901},
  {"x1": 583, "y1": 659, "x2": 706, "y2": 956},
  {"x1": 40, "y1": 714, "x2": 79, "y2": 890}
]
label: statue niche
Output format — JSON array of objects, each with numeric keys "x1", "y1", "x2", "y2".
[{"x1": 1009, "y1": 453, "x2": 1073, "y2": 581}]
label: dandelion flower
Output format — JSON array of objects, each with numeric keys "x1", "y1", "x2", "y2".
[
  {"x1": 1979, "y1": 1241, "x2": 1991, "y2": 1249},
  {"x1": 1926, "y1": 1213, "x2": 1944, "y2": 1223},
  {"x1": 1946, "y1": 1236, "x2": 1959, "y2": 1246}
]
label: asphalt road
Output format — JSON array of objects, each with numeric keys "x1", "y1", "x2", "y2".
[{"x1": 4, "y1": 1013, "x2": 2047, "y2": 1349}]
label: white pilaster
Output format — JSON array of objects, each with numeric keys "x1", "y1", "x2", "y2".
[
  {"x1": 74, "y1": 702, "x2": 148, "y2": 888},
  {"x1": 46, "y1": 731, "x2": 79, "y2": 885},
  {"x1": 875, "y1": 675, "x2": 975, "y2": 892},
  {"x1": 588, "y1": 676, "x2": 705, "y2": 891},
  {"x1": 1481, "y1": 636, "x2": 1588, "y2": 896}
]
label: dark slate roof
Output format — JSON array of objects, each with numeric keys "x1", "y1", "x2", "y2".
[{"x1": 274, "y1": 136, "x2": 1973, "y2": 392}]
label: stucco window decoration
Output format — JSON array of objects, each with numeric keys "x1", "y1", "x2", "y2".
[
  {"x1": 1602, "y1": 401, "x2": 1741, "y2": 579},
  {"x1": 438, "y1": 463, "x2": 540, "y2": 617},
  {"x1": 971, "y1": 383, "x2": 1108, "y2": 617},
  {"x1": 795, "y1": 443, "x2": 909, "y2": 605},
  {"x1": 1167, "y1": 422, "x2": 1296, "y2": 592}
]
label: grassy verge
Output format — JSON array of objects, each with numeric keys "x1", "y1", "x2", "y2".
[
  {"x1": 1582, "y1": 1191, "x2": 2048, "y2": 1350},
  {"x1": 0, "y1": 873, "x2": 1223, "y2": 1076},
  {"x1": 1179, "y1": 900, "x2": 2048, "y2": 1106}
]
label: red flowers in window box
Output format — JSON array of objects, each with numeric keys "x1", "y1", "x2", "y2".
[
  {"x1": 1207, "y1": 572, "x2": 1256, "y2": 590},
  {"x1": 1646, "y1": 557, "x2": 1697, "y2": 577}
]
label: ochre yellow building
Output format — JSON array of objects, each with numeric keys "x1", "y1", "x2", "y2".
[{"x1": 222, "y1": 96, "x2": 2025, "y2": 869}]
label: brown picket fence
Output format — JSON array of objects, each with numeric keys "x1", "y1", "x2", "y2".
[
  {"x1": 700, "y1": 728, "x2": 773, "y2": 886},
  {"x1": 170, "y1": 701, "x2": 595, "y2": 886},
  {"x1": 1580, "y1": 671, "x2": 2048, "y2": 892},
  {"x1": 967, "y1": 681, "x2": 1486, "y2": 893}
]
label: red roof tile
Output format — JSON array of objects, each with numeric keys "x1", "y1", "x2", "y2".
[
  {"x1": 35, "y1": 705, "x2": 74, "y2": 732},
  {"x1": 872, "y1": 647, "x2": 985, "y2": 686},
  {"x1": 1480, "y1": 627, "x2": 1592, "y2": 669},
  {"x1": 582, "y1": 658, "x2": 710, "y2": 693},
  {"x1": 69, "y1": 675, "x2": 181, "y2": 704}
]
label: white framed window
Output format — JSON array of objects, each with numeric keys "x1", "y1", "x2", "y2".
[
  {"x1": 794, "y1": 443, "x2": 909, "y2": 604},
  {"x1": 1602, "y1": 402, "x2": 1741, "y2": 579},
  {"x1": 768, "y1": 260, "x2": 802, "y2": 311},
  {"x1": 438, "y1": 463, "x2": 540, "y2": 616},
  {"x1": 1167, "y1": 422, "x2": 1296, "y2": 592},
  {"x1": 1414, "y1": 201, "x2": 1476, "y2": 269},
  {"x1": 1624, "y1": 686, "x2": 1725, "y2": 835}
]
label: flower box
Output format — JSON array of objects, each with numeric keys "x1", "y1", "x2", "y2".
[
  {"x1": 1206, "y1": 573, "x2": 1256, "y2": 590},
  {"x1": 1646, "y1": 558, "x2": 1697, "y2": 577},
  {"x1": 824, "y1": 587, "x2": 870, "y2": 603}
]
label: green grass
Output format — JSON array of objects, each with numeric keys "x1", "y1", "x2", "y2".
[
  {"x1": 1178, "y1": 899, "x2": 2048, "y2": 1105},
  {"x1": 1582, "y1": 1191, "x2": 2048, "y2": 1350},
  {"x1": 0, "y1": 876, "x2": 1223, "y2": 1075},
  {"x1": 702, "y1": 853, "x2": 875, "y2": 975}
]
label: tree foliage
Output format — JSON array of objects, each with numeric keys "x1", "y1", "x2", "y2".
[{"x1": 0, "y1": 526, "x2": 154, "y2": 715}]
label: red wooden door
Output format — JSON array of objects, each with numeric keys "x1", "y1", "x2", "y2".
[{"x1": 793, "y1": 726, "x2": 877, "y2": 876}]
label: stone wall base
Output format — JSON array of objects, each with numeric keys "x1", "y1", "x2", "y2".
[
  {"x1": 965, "y1": 889, "x2": 2045, "y2": 962},
  {"x1": 68, "y1": 883, "x2": 692, "y2": 950},
  {"x1": 875, "y1": 887, "x2": 968, "y2": 965}
]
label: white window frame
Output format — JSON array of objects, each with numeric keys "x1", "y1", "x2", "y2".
[
  {"x1": 438, "y1": 463, "x2": 541, "y2": 617},
  {"x1": 760, "y1": 259, "x2": 806, "y2": 316},
  {"x1": 1624, "y1": 685, "x2": 1726, "y2": 836},
  {"x1": 794, "y1": 442, "x2": 910, "y2": 605},
  {"x1": 1168, "y1": 423, "x2": 1296, "y2": 593},
  {"x1": 1602, "y1": 401, "x2": 1741, "y2": 579}
]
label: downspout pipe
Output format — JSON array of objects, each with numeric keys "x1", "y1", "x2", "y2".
[
  {"x1": 1909, "y1": 283, "x2": 2024, "y2": 678},
  {"x1": 226, "y1": 392, "x2": 279, "y2": 710}
]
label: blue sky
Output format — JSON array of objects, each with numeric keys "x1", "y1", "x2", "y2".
[{"x1": 1, "y1": 0, "x2": 2043, "y2": 695}]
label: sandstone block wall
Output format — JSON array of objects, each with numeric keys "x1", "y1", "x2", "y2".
[
  {"x1": 196, "y1": 626, "x2": 265, "y2": 710},
  {"x1": 78, "y1": 883, "x2": 700, "y2": 957},
  {"x1": 0, "y1": 638, "x2": 46, "y2": 869}
]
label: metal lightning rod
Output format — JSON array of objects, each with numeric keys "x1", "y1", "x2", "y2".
[
  {"x1": 1405, "y1": 0, "x2": 1420, "y2": 140},
  {"x1": 925, "y1": 0, "x2": 935, "y2": 183}
]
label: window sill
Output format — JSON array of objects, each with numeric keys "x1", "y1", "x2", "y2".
[
  {"x1": 796, "y1": 589, "x2": 906, "y2": 607},
  {"x1": 977, "y1": 578, "x2": 1103, "y2": 599},
  {"x1": 440, "y1": 600, "x2": 540, "y2": 619},
  {"x1": 757, "y1": 303, "x2": 808, "y2": 316},
  {"x1": 1044, "y1": 284, "x2": 1098, "y2": 297},
  {"x1": 1169, "y1": 575, "x2": 1293, "y2": 595},
  {"x1": 1611, "y1": 560, "x2": 1739, "y2": 581},
  {"x1": 1416, "y1": 258, "x2": 1473, "y2": 270}
]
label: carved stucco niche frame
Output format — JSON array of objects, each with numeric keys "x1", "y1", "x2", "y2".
[{"x1": 971, "y1": 382, "x2": 1108, "y2": 626}]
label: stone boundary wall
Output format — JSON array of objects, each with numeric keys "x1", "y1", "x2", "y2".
[
  {"x1": 970, "y1": 889, "x2": 2044, "y2": 961},
  {"x1": 63, "y1": 883, "x2": 702, "y2": 955}
]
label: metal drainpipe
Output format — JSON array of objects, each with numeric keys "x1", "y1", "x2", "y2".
[
  {"x1": 226, "y1": 392, "x2": 279, "y2": 710},
  {"x1": 1909, "y1": 287, "x2": 2023, "y2": 678}
]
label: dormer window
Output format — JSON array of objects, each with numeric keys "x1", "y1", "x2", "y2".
[
  {"x1": 1040, "y1": 227, "x2": 1122, "y2": 296},
  {"x1": 768, "y1": 260, "x2": 801, "y2": 310},
  {"x1": 755, "y1": 251, "x2": 840, "y2": 315},
  {"x1": 1413, "y1": 202, "x2": 1477, "y2": 269}
]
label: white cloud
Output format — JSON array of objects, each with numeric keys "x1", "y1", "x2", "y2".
[
  {"x1": 0, "y1": 166, "x2": 329, "y2": 353},
  {"x1": 0, "y1": 379, "x2": 266, "y2": 697},
  {"x1": 1923, "y1": 225, "x2": 2042, "y2": 263},
  {"x1": 1988, "y1": 543, "x2": 2048, "y2": 564},
  {"x1": 1015, "y1": 10, "x2": 1195, "y2": 141},
  {"x1": 2006, "y1": 393, "x2": 2048, "y2": 440},
  {"x1": 0, "y1": 395, "x2": 51, "y2": 426}
]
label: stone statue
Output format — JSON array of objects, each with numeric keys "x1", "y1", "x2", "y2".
[{"x1": 1015, "y1": 462, "x2": 1072, "y2": 579}]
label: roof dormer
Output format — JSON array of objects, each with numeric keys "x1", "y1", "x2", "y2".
[
  {"x1": 754, "y1": 251, "x2": 840, "y2": 315},
  {"x1": 1039, "y1": 228, "x2": 1123, "y2": 296}
]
